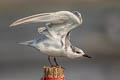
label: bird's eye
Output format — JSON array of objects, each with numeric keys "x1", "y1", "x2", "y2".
[{"x1": 76, "y1": 51, "x2": 80, "y2": 54}]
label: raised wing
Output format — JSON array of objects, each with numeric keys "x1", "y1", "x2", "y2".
[
  {"x1": 9, "y1": 11, "x2": 69, "y2": 27},
  {"x1": 10, "y1": 11, "x2": 82, "y2": 48},
  {"x1": 38, "y1": 27, "x2": 53, "y2": 39}
]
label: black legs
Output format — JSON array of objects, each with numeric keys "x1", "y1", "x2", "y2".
[
  {"x1": 48, "y1": 56, "x2": 59, "y2": 66},
  {"x1": 54, "y1": 57, "x2": 59, "y2": 66},
  {"x1": 48, "y1": 56, "x2": 53, "y2": 66}
]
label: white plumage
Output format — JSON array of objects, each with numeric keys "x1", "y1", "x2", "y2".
[{"x1": 10, "y1": 11, "x2": 91, "y2": 66}]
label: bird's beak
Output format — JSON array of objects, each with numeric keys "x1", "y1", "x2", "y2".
[{"x1": 83, "y1": 54, "x2": 92, "y2": 58}]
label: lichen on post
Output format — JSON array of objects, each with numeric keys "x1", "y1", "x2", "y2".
[{"x1": 41, "y1": 66, "x2": 65, "y2": 80}]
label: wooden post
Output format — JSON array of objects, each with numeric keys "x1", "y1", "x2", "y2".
[{"x1": 41, "y1": 66, "x2": 65, "y2": 80}]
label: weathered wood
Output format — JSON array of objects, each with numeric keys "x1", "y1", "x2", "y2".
[{"x1": 41, "y1": 66, "x2": 65, "y2": 80}]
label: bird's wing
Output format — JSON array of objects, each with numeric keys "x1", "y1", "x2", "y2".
[
  {"x1": 10, "y1": 11, "x2": 82, "y2": 47},
  {"x1": 64, "y1": 31, "x2": 71, "y2": 50},
  {"x1": 38, "y1": 27, "x2": 53, "y2": 39},
  {"x1": 9, "y1": 11, "x2": 69, "y2": 27}
]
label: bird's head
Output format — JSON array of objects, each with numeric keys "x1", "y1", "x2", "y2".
[
  {"x1": 72, "y1": 11, "x2": 82, "y2": 24},
  {"x1": 66, "y1": 46, "x2": 92, "y2": 59}
]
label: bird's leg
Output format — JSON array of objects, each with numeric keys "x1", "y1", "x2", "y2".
[
  {"x1": 54, "y1": 57, "x2": 59, "y2": 66},
  {"x1": 48, "y1": 56, "x2": 53, "y2": 67}
]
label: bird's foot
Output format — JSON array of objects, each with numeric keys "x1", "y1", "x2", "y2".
[{"x1": 50, "y1": 65, "x2": 58, "y2": 67}]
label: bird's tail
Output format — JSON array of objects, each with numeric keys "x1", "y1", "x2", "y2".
[{"x1": 17, "y1": 40, "x2": 35, "y2": 46}]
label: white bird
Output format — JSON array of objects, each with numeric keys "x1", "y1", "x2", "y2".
[{"x1": 10, "y1": 11, "x2": 91, "y2": 66}]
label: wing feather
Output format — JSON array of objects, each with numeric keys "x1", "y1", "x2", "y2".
[
  {"x1": 9, "y1": 12, "x2": 69, "y2": 27},
  {"x1": 10, "y1": 11, "x2": 82, "y2": 48}
]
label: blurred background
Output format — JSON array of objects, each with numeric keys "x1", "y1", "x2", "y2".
[{"x1": 0, "y1": 0, "x2": 120, "y2": 80}]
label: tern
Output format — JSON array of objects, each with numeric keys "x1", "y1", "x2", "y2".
[{"x1": 10, "y1": 11, "x2": 91, "y2": 66}]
